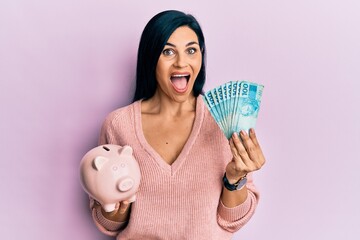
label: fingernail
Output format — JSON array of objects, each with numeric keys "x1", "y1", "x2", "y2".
[
  {"x1": 232, "y1": 132, "x2": 238, "y2": 138},
  {"x1": 241, "y1": 130, "x2": 247, "y2": 136},
  {"x1": 250, "y1": 128, "x2": 254, "y2": 134}
]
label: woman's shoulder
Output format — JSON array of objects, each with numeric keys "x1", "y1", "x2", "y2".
[{"x1": 102, "y1": 101, "x2": 139, "y2": 128}]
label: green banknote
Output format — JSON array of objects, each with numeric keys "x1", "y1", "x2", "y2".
[{"x1": 203, "y1": 80, "x2": 264, "y2": 139}]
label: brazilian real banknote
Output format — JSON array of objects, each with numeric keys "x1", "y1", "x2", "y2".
[{"x1": 203, "y1": 81, "x2": 264, "y2": 139}]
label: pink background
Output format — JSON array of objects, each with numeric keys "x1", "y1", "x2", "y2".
[{"x1": 1, "y1": 0, "x2": 360, "y2": 239}]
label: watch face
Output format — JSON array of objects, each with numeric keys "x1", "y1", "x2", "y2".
[
  {"x1": 223, "y1": 174, "x2": 248, "y2": 191},
  {"x1": 236, "y1": 177, "x2": 247, "y2": 190}
]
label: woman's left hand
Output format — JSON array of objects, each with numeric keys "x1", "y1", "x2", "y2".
[{"x1": 226, "y1": 128, "x2": 266, "y2": 183}]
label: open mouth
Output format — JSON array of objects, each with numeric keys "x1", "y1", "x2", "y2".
[{"x1": 170, "y1": 73, "x2": 190, "y2": 93}]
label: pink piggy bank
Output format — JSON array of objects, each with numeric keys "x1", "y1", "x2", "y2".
[{"x1": 80, "y1": 144, "x2": 141, "y2": 212}]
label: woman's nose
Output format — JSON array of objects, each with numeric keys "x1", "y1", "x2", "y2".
[{"x1": 173, "y1": 53, "x2": 188, "y2": 68}]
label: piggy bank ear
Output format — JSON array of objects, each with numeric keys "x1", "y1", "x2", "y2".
[
  {"x1": 119, "y1": 145, "x2": 133, "y2": 156},
  {"x1": 93, "y1": 156, "x2": 108, "y2": 171}
]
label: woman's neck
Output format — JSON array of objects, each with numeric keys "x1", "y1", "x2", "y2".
[{"x1": 141, "y1": 89, "x2": 196, "y2": 117}]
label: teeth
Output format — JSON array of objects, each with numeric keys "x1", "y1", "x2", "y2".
[{"x1": 172, "y1": 74, "x2": 189, "y2": 77}]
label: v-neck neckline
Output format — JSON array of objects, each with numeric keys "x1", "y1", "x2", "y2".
[{"x1": 134, "y1": 96, "x2": 205, "y2": 176}]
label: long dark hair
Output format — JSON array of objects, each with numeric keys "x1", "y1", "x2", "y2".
[{"x1": 133, "y1": 10, "x2": 206, "y2": 102}]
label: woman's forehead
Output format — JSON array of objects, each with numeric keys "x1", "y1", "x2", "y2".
[{"x1": 166, "y1": 26, "x2": 199, "y2": 47}]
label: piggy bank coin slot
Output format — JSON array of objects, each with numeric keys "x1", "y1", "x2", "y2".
[{"x1": 103, "y1": 146, "x2": 110, "y2": 151}]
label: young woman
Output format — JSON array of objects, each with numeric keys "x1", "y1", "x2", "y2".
[{"x1": 89, "y1": 10, "x2": 265, "y2": 239}]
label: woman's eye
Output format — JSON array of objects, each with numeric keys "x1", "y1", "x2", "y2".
[
  {"x1": 163, "y1": 49, "x2": 174, "y2": 56},
  {"x1": 187, "y1": 48, "x2": 197, "y2": 55}
]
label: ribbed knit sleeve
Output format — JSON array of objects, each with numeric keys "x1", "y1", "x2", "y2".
[
  {"x1": 89, "y1": 107, "x2": 133, "y2": 235},
  {"x1": 98, "y1": 110, "x2": 117, "y2": 145},
  {"x1": 217, "y1": 173, "x2": 260, "y2": 232},
  {"x1": 89, "y1": 198, "x2": 125, "y2": 236}
]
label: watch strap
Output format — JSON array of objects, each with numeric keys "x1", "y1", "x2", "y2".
[{"x1": 223, "y1": 173, "x2": 247, "y2": 191}]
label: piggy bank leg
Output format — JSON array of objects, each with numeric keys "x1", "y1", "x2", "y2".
[
  {"x1": 127, "y1": 195, "x2": 136, "y2": 203},
  {"x1": 102, "y1": 203, "x2": 117, "y2": 212}
]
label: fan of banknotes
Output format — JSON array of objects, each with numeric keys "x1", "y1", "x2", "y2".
[{"x1": 202, "y1": 80, "x2": 264, "y2": 139}]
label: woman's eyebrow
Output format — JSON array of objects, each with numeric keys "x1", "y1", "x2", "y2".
[
  {"x1": 186, "y1": 41, "x2": 199, "y2": 47},
  {"x1": 165, "y1": 41, "x2": 199, "y2": 47}
]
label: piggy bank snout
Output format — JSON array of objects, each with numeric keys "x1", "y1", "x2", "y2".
[{"x1": 118, "y1": 177, "x2": 135, "y2": 192}]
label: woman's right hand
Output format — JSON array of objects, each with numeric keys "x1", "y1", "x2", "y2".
[{"x1": 97, "y1": 201, "x2": 131, "y2": 222}]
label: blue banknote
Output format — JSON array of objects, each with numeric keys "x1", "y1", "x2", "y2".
[{"x1": 203, "y1": 81, "x2": 264, "y2": 139}]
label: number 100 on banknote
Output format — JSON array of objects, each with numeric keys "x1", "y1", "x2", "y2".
[{"x1": 202, "y1": 81, "x2": 264, "y2": 139}]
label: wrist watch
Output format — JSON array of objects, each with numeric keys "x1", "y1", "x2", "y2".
[{"x1": 223, "y1": 173, "x2": 247, "y2": 191}]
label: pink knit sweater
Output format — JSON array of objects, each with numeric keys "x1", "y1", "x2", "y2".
[{"x1": 90, "y1": 96, "x2": 259, "y2": 240}]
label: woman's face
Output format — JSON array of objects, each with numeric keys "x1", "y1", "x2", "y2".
[{"x1": 155, "y1": 26, "x2": 202, "y2": 102}]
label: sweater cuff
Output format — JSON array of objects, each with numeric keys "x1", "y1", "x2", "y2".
[
  {"x1": 218, "y1": 190, "x2": 253, "y2": 222},
  {"x1": 96, "y1": 207, "x2": 125, "y2": 231},
  {"x1": 91, "y1": 206, "x2": 127, "y2": 236}
]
